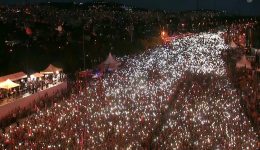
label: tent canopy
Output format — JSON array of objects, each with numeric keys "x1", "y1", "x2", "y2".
[
  {"x1": 41, "y1": 64, "x2": 63, "y2": 74},
  {"x1": 99, "y1": 53, "x2": 121, "y2": 71},
  {"x1": 236, "y1": 55, "x2": 252, "y2": 69},
  {"x1": 0, "y1": 72, "x2": 27, "y2": 83},
  {"x1": 104, "y1": 53, "x2": 120, "y2": 65},
  {"x1": 31, "y1": 72, "x2": 44, "y2": 78},
  {"x1": 0, "y1": 79, "x2": 20, "y2": 90},
  {"x1": 230, "y1": 40, "x2": 237, "y2": 49}
]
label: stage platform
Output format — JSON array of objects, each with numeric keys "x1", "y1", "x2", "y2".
[{"x1": 0, "y1": 81, "x2": 67, "y2": 120}]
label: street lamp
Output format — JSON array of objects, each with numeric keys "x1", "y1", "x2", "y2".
[
  {"x1": 161, "y1": 31, "x2": 166, "y2": 37},
  {"x1": 161, "y1": 30, "x2": 169, "y2": 45},
  {"x1": 161, "y1": 30, "x2": 168, "y2": 40}
]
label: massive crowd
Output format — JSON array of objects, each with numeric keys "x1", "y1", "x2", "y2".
[
  {"x1": 0, "y1": 31, "x2": 258, "y2": 149},
  {"x1": 223, "y1": 45, "x2": 260, "y2": 142},
  {"x1": 152, "y1": 73, "x2": 257, "y2": 149}
]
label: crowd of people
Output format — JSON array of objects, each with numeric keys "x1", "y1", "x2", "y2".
[
  {"x1": 0, "y1": 31, "x2": 258, "y2": 149},
  {"x1": 152, "y1": 73, "x2": 258, "y2": 149},
  {"x1": 0, "y1": 87, "x2": 70, "y2": 131},
  {"x1": 223, "y1": 45, "x2": 260, "y2": 142}
]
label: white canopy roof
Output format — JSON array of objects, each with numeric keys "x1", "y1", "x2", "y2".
[
  {"x1": 230, "y1": 40, "x2": 237, "y2": 49},
  {"x1": 0, "y1": 79, "x2": 20, "y2": 90},
  {"x1": 41, "y1": 64, "x2": 63, "y2": 74},
  {"x1": 101, "y1": 53, "x2": 121, "y2": 70},
  {"x1": 31, "y1": 72, "x2": 44, "y2": 78}
]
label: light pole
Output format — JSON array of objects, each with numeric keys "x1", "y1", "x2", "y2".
[
  {"x1": 196, "y1": 0, "x2": 199, "y2": 11},
  {"x1": 161, "y1": 30, "x2": 169, "y2": 66},
  {"x1": 83, "y1": 26, "x2": 86, "y2": 70}
]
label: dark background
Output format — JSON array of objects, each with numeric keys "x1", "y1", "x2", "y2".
[
  {"x1": 0, "y1": 0, "x2": 259, "y2": 76},
  {"x1": 1, "y1": 0, "x2": 260, "y2": 16}
]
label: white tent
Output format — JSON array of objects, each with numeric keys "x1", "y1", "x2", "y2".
[
  {"x1": 102, "y1": 53, "x2": 121, "y2": 70},
  {"x1": 0, "y1": 79, "x2": 20, "y2": 90},
  {"x1": 230, "y1": 40, "x2": 237, "y2": 49},
  {"x1": 41, "y1": 64, "x2": 63, "y2": 74},
  {"x1": 236, "y1": 55, "x2": 252, "y2": 69},
  {"x1": 31, "y1": 72, "x2": 44, "y2": 78}
]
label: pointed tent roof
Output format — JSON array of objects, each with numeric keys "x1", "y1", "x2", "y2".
[
  {"x1": 236, "y1": 55, "x2": 252, "y2": 69},
  {"x1": 230, "y1": 40, "x2": 237, "y2": 48},
  {"x1": 0, "y1": 79, "x2": 20, "y2": 90},
  {"x1": 0, "y1": 72, "x2": 27, "y2": 83},
  {"x1": 104, "y1": 53, "x2": 120, "y2": 65},
  {"x1": 41, "y1": 64, "x2": 63, "y2": 74},
  {"x1": 99, "y1": 53, "x2": 121, "y2": 71}
]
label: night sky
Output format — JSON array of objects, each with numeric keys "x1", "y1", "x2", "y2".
[{"x1": 0, "y1": 0, "x2": 260, "y2": 16}]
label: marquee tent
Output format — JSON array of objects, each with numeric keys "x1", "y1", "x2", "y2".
[
  {"x1": 0, "y1": 72, "x2": 27, "y2": 83},
  {"x1": 31, "y1": 72, "x2": 44, "y2": 78},
  {"x1": 99, "y1": 53, "x2": 121, "y2": 71},
  {"x1": 0, "y1": 79, "x2": 20, "y2": 90},
  {"x1": 41, "y1": 64, "x2": 63, "y2": 74},
  {"x1": 236, "y1": 55, "x2": 252, "y2": 69},
  {"x1": 230, "y1": 40, "x2": 238, "y2": 49},
  {"x1": 104, "y1": 53, "x2": 120, "y2": 65}
]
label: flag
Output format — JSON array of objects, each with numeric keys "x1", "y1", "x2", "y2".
[
  {"x1": 25, "y1": 27, "x2": 32, "y2": 36},
  {"x1": 80, "y1": 132, "x2": 84, "y2": 150}
]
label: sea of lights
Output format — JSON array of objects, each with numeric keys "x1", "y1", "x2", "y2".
[{"x1": 0, "y1": 32, "x2": 258, "y2": 149}]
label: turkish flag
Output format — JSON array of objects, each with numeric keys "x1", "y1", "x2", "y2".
[{"x1": 25, "y1": 27, "x2": 32, "y2": 36}]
